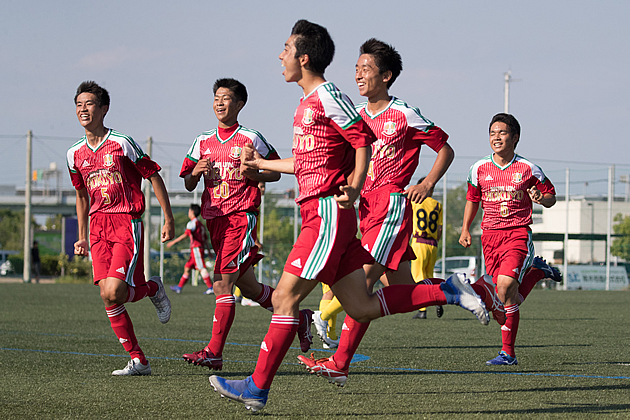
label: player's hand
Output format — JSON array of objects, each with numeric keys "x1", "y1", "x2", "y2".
[
  {"x1": 240, "y1": 165, "x2": 259, "y2": 180},
  {"x1": 74, "y1": 239, "x2": 89, "y2": 256},
  {"x1": 403, "y1": 183, "x2": 431, "y2": 204},
  {"x1": 161, "y1": 221, "x2": 175, "y2": 243},
  {"x1": 334, "y1": 185, "x2": 360, "y2": 209},
  {"x1": 458, "y1": 231, "x2": 472, "y2": 248},
  {"x1": 192, "y1": 158, "x2": 215, "y2": 178},
  {"x1": 527, "y1": 186, "x2": 544, "y2": 204},
  {"x1": 241, "y1": 144, "x2": 263, "y2": 169}
]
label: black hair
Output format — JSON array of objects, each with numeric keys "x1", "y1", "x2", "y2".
[
  {"x1": 74, "y1": 81, "x2": 110, "y2": 107},
  {"x1": 359, "y1": 38, "x2": 403, "y2": 88},
  {"x1": 190, "y1": 204, "x2": 201, "y2": 217},
  {"x1": 213, "y1": 78, "x2": 248, "y2": 105},
  {"x1": 490, "y1": 113, "x2": 521, "y2": 138},
  {"x1": 290, "y1": 19, "x2": 335, "y2": 74}
]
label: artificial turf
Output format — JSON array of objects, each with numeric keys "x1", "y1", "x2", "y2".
[{"x1": 1, "y1": 282, "x2": 629, "y2": 419}]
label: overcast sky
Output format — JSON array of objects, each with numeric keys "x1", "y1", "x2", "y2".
[{"x1": 1, "y1": 0, "x2": 629, "y2": 198}]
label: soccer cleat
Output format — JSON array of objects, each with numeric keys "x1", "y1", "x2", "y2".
[
  {"x1": 312, "y1": 310, "x2": 329, "y2": 342},
  {"x1": 183, "y1": 349, "x2": 223, "y2": 370},
  {"x1": 436, "y1": 305, "x2": 444, "y2": 318},
  {"x1": 149, "y1": 276, "x2": 171, "y2": 323},
  {"x1": 241, "y1": 298, "x2": 260, "y2": 307},
  {"x1": 532, "y1": 256, "x2": 562, "y2": 282},
  {"x1": 441, "y1": 273, "x2": 489, "y2": 325},
  {"x1": 209, "y1": 375, "x2": 269, "y2": 412},
  {"x1": 479, "y1": 275, "x2": 507, "y2": 325},
  {"x1": 204, "y1": 287, "x2": 214, "y2": 295},
  {"x1": 322, "y1": 336, "x2": 339, "y2": 349},
  {"x1": 297, "y1": 353, "x2": 348, "y2": 387},
  {"x1": 486, "y1": 351, "x2": 518, "y2": 366},
  {"x1": 297, "y1": 309, "x2": 314, "y2": 352},
  {"x1": 111, "y1": 357, "x2": 151, "y2": 376},
  {"x1": 412, "y1": 310, "x2": 427, "y2": 319},
  {"x1": 170, "y1": 285, "x2": 182, "y2": 294}
]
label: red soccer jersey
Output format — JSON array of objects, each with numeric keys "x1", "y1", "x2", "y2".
[
  {"x1": 179, "y1": 125, "x2": 279, "y2": 220},
  {"x1": 66, "y1": 129, "x2": 161, "y2": 217},
  {"x1": 356, "y1": 97, "x2": 448, "y2": 194},
  {"x1": 293, "y1": 82, "x2": 375, "y2": 203},
  {"x1": 467, "y1": 154, "x2": 556, "y2": 230},
  {"x1": 186, "y1": 218, "x2": 207, "y2": 249}
]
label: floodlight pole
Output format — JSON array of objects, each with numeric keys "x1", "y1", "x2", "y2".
[{"x1": 504, "y1": 71, "x2": 511, "y2": 114}]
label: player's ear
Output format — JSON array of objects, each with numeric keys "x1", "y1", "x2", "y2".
[
  {"x1": 236, "y1": 101, "x2": 245, "y2": 113},
  {"x1": 382, "y1": 70, "x2": 393, "y2": 85},
  {"x1": 513, "y1": 134, "x2": 519, "y2": 149},
  {"x1": 299, "y1": 53, "x2": 310, "y2": 68},
  {"x1": 101, "y1": 105, "x2": 109, "y2": 118}
]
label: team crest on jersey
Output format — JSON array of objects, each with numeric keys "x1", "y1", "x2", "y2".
[
  {"x1": 103, "y1": 154, "x2": 114, "y2": 168},
  {"x1": 382, "y1": 121, "x2": 396, "y2": 137},
  {"x1": 511, "y1": 172, "x2": 523, "y2": 184},
  {"x1": 229, "y1": 146, "x2": 242, "y2": 160},
  {"x1": 302, "y1": 108, "x2": 314, "y2": 126}
]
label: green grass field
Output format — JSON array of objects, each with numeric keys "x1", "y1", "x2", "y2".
[{"x1": 1, "y1": 283, "x2": 630, "y2": 419}]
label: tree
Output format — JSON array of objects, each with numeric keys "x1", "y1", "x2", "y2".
[
  {"x1": 611, "y1": 213, "x2": 630, "y2": 260},
  {"x1": 0, "y1": 209, "x2": 25, "y2": 251}
]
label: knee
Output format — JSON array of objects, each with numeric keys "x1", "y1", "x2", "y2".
[{"x1": 271, "y1": 287, "x2": 299, "y2": 313}]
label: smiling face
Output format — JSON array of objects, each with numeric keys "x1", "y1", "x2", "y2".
[
  {"x1": 213, "y1": 87, "x2": 243, "y2": 128},
  {"x1": 489, "y1": 121, "x2": 519, "y2": 156},
  {"x1": 279, "y1": 35, "x2": 303, "y2": 83},
  {"x1": 355, "y1": 54, "x2": 390, "y2": 99},
  {"x1": 75, "y1": 92, "x2": 108, "y2": 131}
]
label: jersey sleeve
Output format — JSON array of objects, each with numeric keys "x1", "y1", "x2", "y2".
[
  {"x1": 408, "y1": 125, "x2": 449, "y2": 153},
  {"x1": 321, "y1": 87, "x2": 376, "y2": 149},
  {"x1": 66, "y1": 147, "x2": 85, "y2": 190},
  {"x1": 531, "y1": 164, "x2": 556, "y2": 196},
  {"x1": 466, "y1": 165, "x2": 482, "y2": 202},
  {"x1": 120, "y1": 136, "x2": 161, "y2": 179},
  {"x1": 251, "y1": 131, "x2": 280, "y2": 160},
  {"x1": 179, "y1": 136, "x2": 202, "y2": 178}
]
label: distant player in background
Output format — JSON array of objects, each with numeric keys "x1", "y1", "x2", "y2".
[
  {"x1": 410, "y1": 177, "x2": 443, "y2": 319},
  {"x1": 209, "y1": 22, "x2": 489, "y2": 412},
  {"x1": 67, "y1": 81, "x2": 175, "y2": 376},
  {"x1": 167, "y1": 203, "x2": 213, "y2": 295},
  {"x1": 460, "y1": 113, "x2": 562, "y2": 366},
  {"x1": 179, "y1": 78, "x2": 313, "y2": 372}
]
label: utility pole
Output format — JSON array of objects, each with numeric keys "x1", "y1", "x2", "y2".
[
  {"x1": 23, "y1": 130, "x2": 33, "y2": 283},
  {"x1": 144, "y1": 136, "x2": 153, "y2": 279},
  {"x1": 504, "y1": 71, "x2": 511, "y2": 114}
]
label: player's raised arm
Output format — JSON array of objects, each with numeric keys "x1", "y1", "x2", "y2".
[
  {"x1": 241, "y1": 143, "x2": 295, "y2": 174},
  {"x1": 334, "y1": 145, "x2": 371, "y2": 209},
  {"x1": 404, "y1": 143, "x2": 454, "y2": 204},
  {"x1": 459, "y1": 200, "x2": 479, "y2": 248}
]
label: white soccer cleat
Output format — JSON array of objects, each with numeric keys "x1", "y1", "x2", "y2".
[
  {"x1": 112, "y1": 357, "x2": 151, "y2": 376},
  {"x1": 312, "y1": 311, "x2": 329, "y2": 342},
  {"x1": 149, "y1": 276, "x2": 171, "y2": 324},
  {"x1": 442, "y1": 273, "x2": 489, "y2": 325}
]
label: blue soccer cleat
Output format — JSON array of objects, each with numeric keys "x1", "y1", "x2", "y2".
[
  {"x1": 441, "y1": 273, "x2": 489, "y2": 325},
  {"x1": 209, "y1": 375, "x2": 269, "y2": 412},
  {"x1": 170, "y1": 285, "x2": 182, "y2": 294},
  {"x1": 486, "y1": 351, "x2": 518, "y2": 366},
  {"x1": 532, "y1": 256, "x2": 562, "y2": 282}
]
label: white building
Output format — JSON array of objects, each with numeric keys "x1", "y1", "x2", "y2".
[{"x1": 531, "y1": 197, "x2": 630, "y2": 264}]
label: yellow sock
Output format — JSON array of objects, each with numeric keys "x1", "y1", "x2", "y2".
[
  {"x1": 321, "y1": 297, "x2": 343, "y2": 321},
  {"x1": 234, "y1": 287, "x2": 242, "y2": 298},
  {"x1": 319, "y1": 299, "x2": 331, "y2": 312}
]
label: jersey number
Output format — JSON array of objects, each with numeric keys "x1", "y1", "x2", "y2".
[
  {"x1": 213, "y1": 181, "x2": 229, "y2": 199},
  {"x1": 500, "y1": 201, "x2": 509, "y2": 217},
  {"x1": 416, "y1": 208, "x2": 439, "y2": 234},
  {"x1": 100, "y1": 187, "x2": 111, "y2": 205}
]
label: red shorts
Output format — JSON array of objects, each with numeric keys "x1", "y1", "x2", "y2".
[
  {"x1": 481, "y1": 227, "x2": 534, "y2": 283},
  {"x1": 185, "y1": 246, "x2": 207, "y2": 271},
  {"x1": 207, "y1": 212, "x2": 261, "y2": 274},
  {"x1": 90, "y1": 213, "x2": 146, "y2": 287},
  {"x1": 284, "y1": 196, "x2": 374, "y2": 286},
  {"x1": 359, "y1": 186, "x2": 415, "y2": 271}
]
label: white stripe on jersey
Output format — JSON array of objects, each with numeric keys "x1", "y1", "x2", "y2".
[{"x1": 301, "y1": 197, "x2": 338, "y2": 280}]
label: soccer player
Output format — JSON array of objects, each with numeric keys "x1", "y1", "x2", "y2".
[
  {"x1": 67, "y1": 81, "x2": 175, "y2": 376},
  {"x1": 208, "y1": 21, "x2": 488, "y2": 412},
  {"x1": 178, "y1": 78, "x2": 313, "y2": 371},
  {"x1": 459, "y1": 113, "x2": 561, "y2": 366},
  {"x1": 301, "y1": 38, "x2": 501, "y2": 386},
  {"x1": 410, "y1": 177, "x2": 443, "y2": 319},
  {"x1": 167, "y1": 203, "x2": 214, "y2": 295}
]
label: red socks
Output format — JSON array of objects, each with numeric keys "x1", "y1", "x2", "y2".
[
  {"x1": 253, "y1": 284, "x2": 275, "y2": 312},
  {"x1": 501, "y1": 304, "x2": 520, "y2": 357},
  {"x1": 106, "y1": 304, "x2": 146, "y2": 364},
  {"x1": 375, "y1": 284, "x2": 447, "y2": 316},
  {"x1": 518, "y1": 268, "x2": 545, "y2": 303},
  {"x1": 178, "y1": 273, "x2": 189, "y2": 288},
  {"x1": 331, "y1": 315, "x2": 370, "y2": 371},
  {"x1": 251, "y1": 315, "x2": 299, "y2": 389},
  {"x1": 206, "y1": 295, "x2": 236, "y2": 357},
  {"x1": 125, "y1": 281, "x2": 158, "y2": 303}
]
